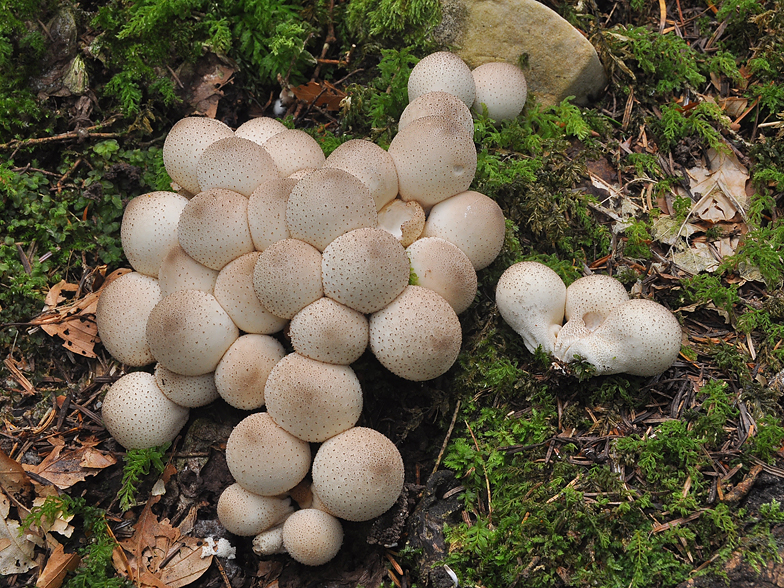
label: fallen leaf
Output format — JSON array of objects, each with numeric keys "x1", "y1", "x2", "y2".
[
  {"x1": 0, "y1": 492, "x2": 38, "y2": 575},
  {"x1": 188, "y1": 58, "x2": 235, "y2": 119},
  {"x1": 36, "y1": 543, "x2": 80, "y2": 588},
  {"x1": 23, "y1": 444, "x2": 117, "y2": 490},
  {"x1": 679, "y1": 148, "x2": 749, "y2": 223},
  {"x1": 291, "y1": 81, "x2": 346, "y2": 111},
  {"x1": 0, "y1": 448, "x2": 33, "y2": 500}
]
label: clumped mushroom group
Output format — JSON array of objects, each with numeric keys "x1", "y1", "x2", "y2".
[{"x1": 96, "y1": 50, "x2": 523, "y2": 566}]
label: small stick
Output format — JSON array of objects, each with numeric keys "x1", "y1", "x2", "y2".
[{"x1": 432, "y1": 400, "x2": 461, "y2": 476}]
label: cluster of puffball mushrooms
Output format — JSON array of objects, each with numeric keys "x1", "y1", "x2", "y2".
[{"x1": 94, "y1": 51, "x2": 522, "y2": 567}]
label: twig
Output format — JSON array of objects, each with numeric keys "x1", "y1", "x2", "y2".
[
  {"x1": 0, "y1": 115, "x2": 123, "y2": 150},
  {"x1": 464, "y1": 418, "x2": 492, "y2": 523},
  {"x1": 432, "y1": 400, "x2": 461, "y2": 476}
]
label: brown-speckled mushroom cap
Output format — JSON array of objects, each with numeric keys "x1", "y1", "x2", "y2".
[
  {"x1": 197, "y1": 137, "x2": 280, "y2": 196},
  {"x1": 262, "y1": 129, "x2": 326, "y2": 178},
  {"x1": 471, "y1": 62, "x2": 528, "y2": 121},
  {"x1": 146, "y1": 289, "x2": 239, "y2": 376},
  {"x1": 282, "y1": 509, "x2": 343, "y2": 566},
  {"x1": 96, "y1": 272, "x2": 161, "y2": 367},
  {"x1": 264, "y1": 353, "x2": 363, "y2": 442},
  {"x1": 289, "y1": 298, "x2": 368, "y2": 365},
  {"x1": 407, "y1": 237, "x2": 478, "y2": 315},
  {"x1": 407, "y1": 51, "x2": 476, "y2": 108},
  {"x1": 247, "y1": 178, "x2": 298, "y2": 252},
  {"x1": 377, "y1": 199, "x2": 426, "y2": 247},
  {"x1": 154, "y1": 364, "x2": 219, "y2": 408},
  {"x1": 101, "y1": 372, "x2": 189, "y2": 450},
  {"x1": 234, "y1": 117, "x2": 287, "y2": 146},
  {"x1": 163, "y1": 117, "x2": 234, "y2": 195},
  {"x1": 369, "y1": 285, "x2": 462, "y2": 381},
  {"x1": 311, "y1": 427, "x2": 404, "y2": 522},
  {"x1": 323, "y1": 139, "x2": 399, "y2": 211},
  {"x1": 217, "y1": 483, "x2": 294, "y2": 537},
  {"x1": 157, "y1": 244, "x2": 219, "y2": 298},
  {"x1": 399, "y1": 91, "x2": 475, "y2": 138},
  {"x1": 214, "y1": 334, "x2": 285, "y2": 410},
  {"x1": 286, "y1": 168, "x2": 377, "y2": 251},
  {"x1": 225, "y1": 412, "x2": 311, "y2": 496}
]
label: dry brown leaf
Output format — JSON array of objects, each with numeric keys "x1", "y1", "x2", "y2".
[
  {"x1": 0, "y1": 448, "x2": 34, "y2": 500},
  {"x1": 22, "y1": 441, "x2": 117, "y2": 490},
  {"x1": 189, "y1": 62, "x2": 235, "y2": 119},
  {"x1": 679, "y1": 148, "x2": 749, "y2": 223},
  {"x1": 291, "y1": 80, "x2": 346, "y2": 111},
  {"x1": 36, "y1": 543, "x2": 81, "y2": 588},
  {"x1": 0, "y1": 492, "x2": 38, "y2": 575},
  {"x1": 158, "y1": 538, "x2": 213, "y2": 588}
]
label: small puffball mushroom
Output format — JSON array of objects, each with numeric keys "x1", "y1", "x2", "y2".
[
  {"x1": 287, "y1": 168, "x2": 317, "y2": 181},
  {"x1": 225, "y1": 412, "x2": 311, "y2": 496},
  {"x1": 471, "y1": 62, "x2": 528, "y2": 120},
  {"x1": 217, "y1": 483, "x2": 294, "y2": 536},
  {"x1": 197, "y1": 137, "x2": 279, "y2": 196},
  {"x1": 253, "y1": 238, "x2": 324, "y2": 319},
  {"x1": 377, "y1": 199, "x2": 426, "y2": 247},
  {"x1": 323, "y1": 139, "x2": 399, "y2": 211},
  {"x1": 264, "y1": 353, "x2": 363, "y2": 442},
  {"x1": 214, "y1": 334, "x2": 285, "y2": 410},
  {"x1": 286, "y1": 168, "x2": 377, "y2": 251},
  {"x1": 408, "y1": 51, "x2": 476, "y2": 108},
  {"x1": 253, "y1": 524, "x2": 287, "y2": 556},
  {"x1": 121, "y1": 191, "x2": 189, "y2": 277},
  {"x1": 290, "y1": 298, "x2": 368, "y2": 365},
  {"x1": 235, "y1": 117, "x2": 287, "y2": 146},
  {"x1": 213, "y1": 253, "x2": 287, "y2": 334},
  {"x1": 102, "y1": 372, "x2": 189, "y2": 450},
  {"x1": 557, "y1": 299, "x2": 682, "y2": 377},
  {"x1": 163, "y1": 117, "x2": 234, "y2": 195},
  {"x1": 96, "y1": 272, "x2": 161, "y2": 367},
  {"x1": 495, "y1": 261, "x2": 566, "y2": 354},
  {"x1": 146, "y1": 289, "x2": 239, "y2": 376},
  {"x1": 155, "y1": 364, "x2": 219, "y2": 408},
  {"x1": 282, "y1": 509, "x2": 343, "y2": 566},
  {"x1": 262, "y1": 129, "x2": 326, "y2": 178},
  {"x1": 388, "y1": 115, "x2": 477, "y2": 208},
  {"x1": 553, "y1": 274, "x2": 630, "y2": 358},
  {"x1": 407, "y1": 237, "x2": 478, "y2": 315},
  {"x1": 369, "y1": 285, "x2": 462, "y2": 381},
  {"x1": 422, "y1": 190, "x2": 506, "y2": 270},
  {"x1": 399, "y1": 91, "x2": 475, "y2": 138},
  {"x1": 177, "y1": 189, "x2": 254, "y2": 271},
  {"x1": 322, "y1": 227, "x2": 410, "y2": 314},
  {"x1": 247, "y1": 178, "x2": 297, "y2": 251},
  {"x1": 311, "y1": 427, "x2": 404, "y2": 522},
  {"x1": 157, "y1": 244, "x2": 219, "y2": 298}
]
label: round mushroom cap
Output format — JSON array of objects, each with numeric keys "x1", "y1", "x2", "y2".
[
  {"x1": 408, "y1": 51, "x2": 476, "y2": 108},
  {"x1": 214, "y1": 253, "x2": 288, "y2": 334},
  {"x1": 121, "y1": 192, "x2": 189, "y2": 277},
  {"x1": 472, "y1": 61, "x2": 528, "y2": 121},
  {"x1": 146, "y1": 289, "x2": 239, "y2": 376},
  {"x1": 247, "y1": 178, "x2": 298, "y2": 251},
  {"x1": 422, "y1": 190, "x2": 506, "y2": 270},
  {"x1": 495, "y1": 261, "x2": 566, "y2": 355},
  {"x1": 286, "y1": 168, "x2": 377, "y2": 251},
  {"x1": 322, "y1": 227, "x2": 410, "y2": 314},
  {"x1": 262, "y1": 129, "x2": 326, "y2": 178},
  {"x1": 197, "y1": 137, "x2": 280, "y2": 196},
  {"x1": 388, "y1": 115, "x2": 477, "y2": 208},
  {"x1": 154, "y1": 364, "x2": 219, "y2": 408},
  {"x1": 323, "y1": 139, "x2": 399, "y2": 211},
  {"x1": 163, "y1": 117, "x2": 234, "y2": 195},
  {"x1": 311, "y1": 427, "x2": 404, "y2": 522},
  {"x1": 102, "y1": 372, "x2": 189, "y2": 450},
  {"x1": 265, "y1": 353, "x2": 363, "y2": 442},
  {"x1": 377, "y1": 199, "x2": 425, "y2": 247},
  {"x1": 253, "y1": 238, "x2": 324, "y2": 319},
  {"x1": 96, "y1": 272, "x2": 161, "y2": 367},
  {"x1": 217, "y1": 483, "x2": 294, "y2": 537},
  {"x1": 234, "y1": 117, "x2": 287, "y2": 146},
  {"x1": 282, "y1": 509, "x2": 343, "y2": 566},
  {"x1": 290, "y1": 298, "x2": 368, "y2": 365},
  {"x1": 399, "y1": 91, "x2": 475, "y2": 138},
  {"x1": 157, "y1": 244, "x2": 219, "y2": 298},
  {"x1": 214, "y1": 334, "x2": 285, "y2": 410},
  {"x1": 369, "y1": 285, "x2": 462, "y2": 381},
  {"x1": 558, "y1": 299, "x2": 682, "y2": 377},
  {"x1": 407, "y1": 237, "x2": 478, "y2": 315},
  {"x1": 225, "y1": 412, "x2": 311, "y2": 496}
]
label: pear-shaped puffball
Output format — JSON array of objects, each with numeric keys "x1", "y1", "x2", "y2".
[
  {"x1": 399, "y1": 91, "x2": 475, "y2": 138},
  {"x1": 471, "y1": 62, "x2": 528, "y2": 120},
  {"x1": 163, "y1": 117, "x2": 234, "y2": 195},
  {"x1": 154, "y1": 364, "x2": 219, "y2": 408},
  {"x1": 247, "y1": 178, "x2": 297, "y2": 252},
  {"x1": 557, "y1": 299, "x2": 682, "y2": 377},
  {"x1": 235, "y1": 117, "x2": 287, "y2": 146},
  {"x1": 290, "y1": 298, "x2": 368, "y2": 365},
  {"x1": 407, "y1": 237, "x2": 478, "y2": 315},
  {"x1": 495, "y1": 261, "x2": 566, "y2": 355},
  {"x1": 377, "y1": 199, "x2": 426, "y2": 247},
  {"x1": 323, "y1": 139, "x2": 399, "y2": 211},
  {"x1": 217, "y1": 483, "x2": 294, "y2": 537},
  {"x1": 408, "y1": 51, "x2": 476, "y2": 108},
  {"x1": 214, "y1": 334, "x2": 285, "y2": 410},
  {"x1": 102, "y1": 372, "x2": 189, "y2": 450},
  {"x1": 282, "y1": 509, "x2": 343, "y2": 566},
  {"x1": 157, "y1": 244, "x2": 219, "y2": 298},
  {"x1": 197, "y1": 137, "x2": 279, "y2": 196},
  {"x1": 262, "y1": 129, "x2": 326, "y2": 177}
]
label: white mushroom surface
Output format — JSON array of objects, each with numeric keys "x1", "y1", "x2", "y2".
[
  {"x1": 157, "y1": 244, "x2": 219, "y2": 298},
  {"x1": 197, "y1": 137, "x2": 279, "y2": 196},
  {"x1": 154, "y1": 364, "x2": 219, "y2": 408},
  {"x1": 289, "y1": 298, "x2": 368, "y2": 365},
  {"x1": 399, "y1": 91, "x2": 475, "y2": 138},
  {"x1": 282, "y1": 509, "x2": 343, "y2": 566},
  {"x1": 262, "y1": 129, "x2": 326, "y2": 177},
  {"x1": 407, "y1": 51, "x2": 476, "y2": 108},
  {"x1": 471, "y1": 62, "x2": 528, "y2": 120},
  {"x1": 377, "y1": 199, "x2": 426, "y2": 247},
  {"x1": 407, "y1": 237, "x2": 478, "y2": 315},
  {"x1": 234, "y1": 117, "x2": 287, "y2": 146},
  {"x1": 162, "y1": 117, "x2": 234, "y2": 195},
  {"x1": 214, "y1": 334, "x2": 285, "y2": 410},
  {"x1": 247, "y1": 178, "x2": 297, "y2": 252},
  {"x1": 217, "y1": 483, "x2": 294, "y2": 536},
  {"x1": 323, "y1": 139, "x2": 399, "y2": 211}
]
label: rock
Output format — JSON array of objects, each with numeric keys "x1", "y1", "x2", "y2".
[{"x1": 434, "y1": 0, "x2": 607, "y2": 107}]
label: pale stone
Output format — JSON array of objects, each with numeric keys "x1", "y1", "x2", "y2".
[{"x1": 434, "y1": 0, "x2": 607, "y2": 107}]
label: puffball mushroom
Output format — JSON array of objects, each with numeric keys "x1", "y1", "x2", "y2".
[
  {"x1": 247, "y1": 178, "x2": 298, "y2": 252},
  {"x1": 95, "y1": 271, "x2": 161, "y2": 367},
  {"x1": 225, "y1": 412, "x2": 311, "y2": 496},
  {"x1": 197, "y1": 137, "x2": 280, "y2": 196},
  {"x1": 399, "y1": 91, "x2": 475, "y2": 138},
  {"x1": 422, "y1": 190, "x2": 506, "y2": 270},
  {"x1": 282, "y1": 509, "x2": 343, "y2": 566},
  {"x1": 311, "y1": 427, "x2": 404, "y2": 522},
  {"x1": 388, "y1": 115, "x2": 477, "y2": 208},
  {"x1": 262, "y1": 129, "x2": 326, "y2": 178},
  {"x1": 495, "y1": 262, "x2": 566, "y2": 355},
  {"x1": 407, "y1": 51, "x2": 476, "y2": 109},
  {"x1": 146, "y1": 289, "x2": 239, "y2": 376},
  {"x1": 217, "y1": 483, "x2": 294, "y2": 536},
  {"x1": 369, "y1": 285, "x2": 462, "y2": 381},
  {"x1": 157, "y1": 244, "x2": 219, "y2": 298},
  {"x1": 289, "y1": 298, "x2": 368, "y2": 365},
  {"x1": 234, "y1": 116, "x2": 287, "y2": 146},
  {"x1": 177, "y1": 188, "x2": 254, "y2": 271},
  {"x1": 162, "y1": 117, "x2": 234, "y2": 195},
  {"x1": 101, "y1": 372, "x2": 189, "y2": 450},
  {"x1": 557, "y1": 299, "x2": 682, "y2": 377},
  {"x1": 323, "y1": 139, "x2": 399, "y2": 211},
  {"x1": 407, "y1": 237, "x2": 478, "y2": 315},
  {"x1": 264, "y1": 353, "x2": 363, "y2": 442},
  {"x1": 377, "y1": 199, "x2": 426, "y2": 247},
  {"x1": 471, "y1": 62, "x2": 528, "y2": 121},
  {"x1": 214, "y1": 334, "x2": 285, "y2": 410},
  {"x1": 154, "y1": 364, "x2": 219, "y2": 408},
  {"x1": 121, "y1": 191, "x2": 189, "y2": 277}
]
